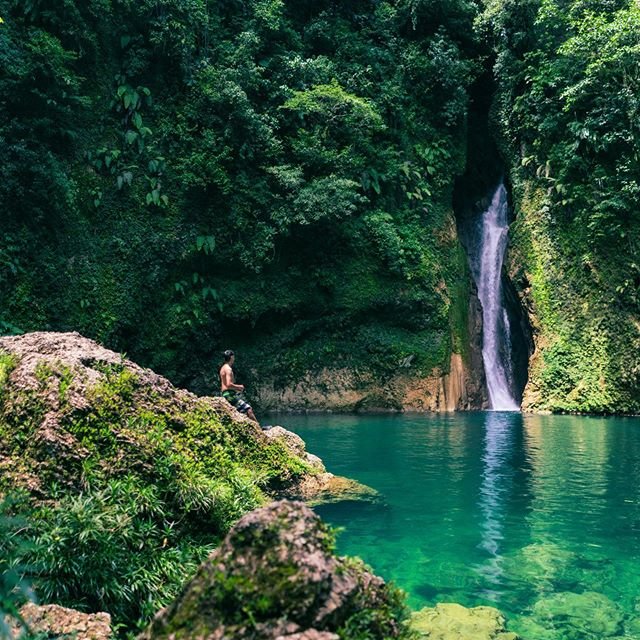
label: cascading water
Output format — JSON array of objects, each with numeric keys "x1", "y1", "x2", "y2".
[{"x1": 474, "y1": 183, "x2": 519, "y2": 411}]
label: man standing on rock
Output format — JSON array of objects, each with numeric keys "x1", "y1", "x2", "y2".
[{"x1": 219, "y1": 350, "x2": 260, "y2": 426}]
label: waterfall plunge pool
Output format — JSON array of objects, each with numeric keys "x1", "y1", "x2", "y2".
[{"x1": 287, "y1": 412, "x2": 640, "y2": 639}]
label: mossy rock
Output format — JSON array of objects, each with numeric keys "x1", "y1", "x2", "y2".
[
  {"x1": 139, "y1": 500, "x2": 412, "y2": 640},
  {"x1": 0, "y1": 332, "x2": 316, "y2": 506}
]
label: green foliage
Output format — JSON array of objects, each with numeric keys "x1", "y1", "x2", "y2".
[
  {"x1": 486, "y1": 0, "x2": 640, "y2": 411},
  {"x1": 282, "y1": 80, "x2": 384, "y2": 131},
  {"x1": 0, "y1": 352, "x2": 16, "y2": 401},
  {"x1": 274, "y1": 176, "x2": 366, "y2": 227},
  {"x1": 0, "y1": 495, "x2": 35, "y2": 638},
  {"x1": 0, "y1": 0, "x2": 480, "y2": 395},
  {"x1": 26, "y1": 477, "x2": 215, "y2": 627}
]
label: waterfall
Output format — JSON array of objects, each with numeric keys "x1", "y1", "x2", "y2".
[{"x1": 475, "y1": 183, "x2": 519, "y2": 411}]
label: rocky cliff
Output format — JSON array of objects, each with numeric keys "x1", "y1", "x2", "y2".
[
  {"x1": 506, "y1": 181, "x2": 640, "y2": 414},
  {"x1": 255, "y1": 338, "x2": 487, "y2": 413},
  {"x1": 0, "y1": 331, "x2": 375, "y2": 630}
]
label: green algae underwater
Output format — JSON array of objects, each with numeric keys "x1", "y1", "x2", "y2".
[{"x1": 288, "y1": 411, "x2": 640, "y2": 639}]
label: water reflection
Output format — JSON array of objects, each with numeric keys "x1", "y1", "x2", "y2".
[
  {"x1": 475, "y1": 411, "x2": 520, "y2": 600},
  {"x1": 523, "y1": 415, "x2": 609, "y2": 542}
]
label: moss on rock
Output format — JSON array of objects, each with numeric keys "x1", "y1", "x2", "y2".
[
  {"x1": 507, "y1": 182, "x2": 640, "y2": 414},
  {"x1": 0, "y1": 332, "x2": 374, "y2": 631},
  {"x1": 139, "y1": 500, "x2": 413, "y2": 640},
  {"x1": 410, "y1": 603, "x2": 519, "y2": 640},
  {"x1": 0, "y1": 332, "x2": 313, "y2": 504}
]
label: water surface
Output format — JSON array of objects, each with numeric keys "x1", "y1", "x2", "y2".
[{"x1": 285, "y1": 412, "x2": 640, "y2": 638}]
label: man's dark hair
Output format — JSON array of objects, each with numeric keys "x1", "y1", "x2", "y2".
[{"x1": 223, "y1": 350, "x2": 234, "y2": 362}]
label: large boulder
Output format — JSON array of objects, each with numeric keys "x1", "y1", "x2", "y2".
[
  {"x1": 0, "y1": 331, "x2": 370, "y2": 505},
  {"x1": 138, "y1": 500, "x2": 411, "y2": 640}
]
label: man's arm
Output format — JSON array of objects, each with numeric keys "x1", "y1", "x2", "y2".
[{"x1": 221, "y1": 366, "x2": 244, "y2": 392}]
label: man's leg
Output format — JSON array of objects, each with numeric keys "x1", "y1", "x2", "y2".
[{"x1": 237, "y1": 397, "x2": 259, "y2": 426}]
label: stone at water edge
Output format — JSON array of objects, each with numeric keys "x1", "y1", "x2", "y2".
[
  {"x1": 9, "y1": 603, "x2": 112, "y2": 639},
  {"x1": 410, "y1": 603, "x2": 519, "y2": 640},
  {"x1": 264, "y1": 425, "x2": 383, "y2": 506},
  {"x1": 300, "y1": 473, "x2": 383, "y2": 507},
  {"x1": 138, "y1": 500, "x2": 409, "y2": 640}
]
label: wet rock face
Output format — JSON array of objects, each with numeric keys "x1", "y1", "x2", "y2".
[
  {"x1": 139, "y1": 500, "x2": 409, "y2": 640},
  {"x1": 465, "y1": 283, "x2": 489, "y2": 408},
  {"x1": 502, "y1": 275, "x2": 534, "y2": 403}
]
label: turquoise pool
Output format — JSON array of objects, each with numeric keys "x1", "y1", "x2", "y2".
[{"x1": 285, "y1": 412, "x2": 640, "y2": 639}]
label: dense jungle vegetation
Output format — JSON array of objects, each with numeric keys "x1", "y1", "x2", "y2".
[
  {"x1": 0, "y1": 0, "x2": 639, "y2": 400},
  {"x1": 2, "y1": 0, "x2": 640, "y2": 636},
  {"x1": 0, "y1": 0, "x2": 480, "y2": 398},
  {"x1": 484, "y1": 0, "x2": 640, "y2": 412}
]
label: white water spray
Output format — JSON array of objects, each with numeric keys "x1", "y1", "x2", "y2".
[{"x1": 476, "y1": 184, "x2": 519, "y2": 411}]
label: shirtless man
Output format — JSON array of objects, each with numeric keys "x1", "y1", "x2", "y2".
[{"x1": 219, "y1": 350, "x2": 259, "y2": 425}]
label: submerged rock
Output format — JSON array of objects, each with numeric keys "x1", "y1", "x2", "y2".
[
  {"x1": 510, "y1": 617, "x2": 558, "y2": 640},
  {"x1": 138, "y1": 500, "x2": 410, "y2": 640},
  {"x1": 531, "y1": 591, "x2": 623, "y2": 638},
  {"x1": 502, "y1": 543, "x2": 618, "y2": 597},
  {"x1": 501, "y1": 543, "x2": 576, "y2": 589},
  {"x1": 409, "y1": 603, "x2": 519, "y2": 640}
]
